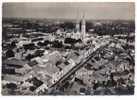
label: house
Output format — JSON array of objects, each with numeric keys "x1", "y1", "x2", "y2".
[
  {"x1": 3, "y1": 58, "x2": 28, "y2": 74},
  {"x1": 3, "y1": 58, "x2": 26, "y2": 69}
]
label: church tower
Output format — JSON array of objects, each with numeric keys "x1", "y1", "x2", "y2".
[
  {"x1": 81, "y1": 13, "x2": 86, "y2": 40},
  {"x1": 76, "y1": 20, "x2": 80, "y2": 33},
  {"x1": 75, "y1": 10, "x2": 80, "y2": 33}
]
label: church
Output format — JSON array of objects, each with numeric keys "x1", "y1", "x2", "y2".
[{"x1": 72, "y1": 13, "x2": 86, "y2": 43}]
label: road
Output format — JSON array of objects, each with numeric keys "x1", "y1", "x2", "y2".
[{"x1": 49, "y1": 42, "x2": 110, "y2": 88}]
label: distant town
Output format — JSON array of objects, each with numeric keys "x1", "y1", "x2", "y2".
[{"x1": 2, "y1": 15, "x2": 135, "y2": 95}]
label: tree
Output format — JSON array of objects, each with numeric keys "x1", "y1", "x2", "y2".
[
  {"x1": 64, "y1": 38, "x2": 77, "y2": 45},
  {"x1": 10, "y1": 41, "x2": 16, "y2": 49},
  {"x1": 25, "y1": 54, "x2": 34, "y2": 61},
  {"x1": 6, "y1": 49, "x2": 14, "y2": 58},
  {"x1": 60, "y1": 22, "x2": 75, "y2": 31},
  {"x1": 52, "y1": 40, "x2": 63, "y2": 48},
  {"x1": 23, "y1": 43, "x2": 36, "y2": 50}
]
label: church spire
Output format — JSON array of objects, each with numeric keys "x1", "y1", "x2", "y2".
[
  {"x1": 81, "y1": 12, "x2": 86, "y2": 40},
  {"x1": 76, "y1": 9, "x2": 80, "y2": 33}
]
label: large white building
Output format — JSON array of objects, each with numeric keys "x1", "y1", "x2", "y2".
[
  {"x1": 72, "y1": 13, "x2": 86, "y2": 43},
  {"x1": 76, "y1": 20, "x2": 80, "y2": 33},
  {"x1": 81, "y1": 14, "x2": 86, "y2": 40}
]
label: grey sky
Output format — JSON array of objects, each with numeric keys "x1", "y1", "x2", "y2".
[{"x1": 3, "y1": 2, "x2": 135, "y2": 20}]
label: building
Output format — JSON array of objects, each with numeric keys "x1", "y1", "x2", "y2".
[
  {"x1": 76, "y1": 19, "x2": 80, "y2": 33},
  {"x1": 2, "y1": 58, "x2": 27, "y2": 74},
  {"x1": 72, "y1": 13, "x2": 87, "y2": 43},
  {"x1": 81, "y1": 14, "x2": 86, "y2": 40}
]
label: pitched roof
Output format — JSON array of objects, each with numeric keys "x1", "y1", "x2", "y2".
[{"x1": 4, "y1": 58, "x2": 26, "y2": 68}]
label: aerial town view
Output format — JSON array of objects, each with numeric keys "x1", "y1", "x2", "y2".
[{"x1": 2, "y1": 2, "x2": 135, "y2": 95}]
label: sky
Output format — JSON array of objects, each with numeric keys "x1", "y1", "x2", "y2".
[{"x1": 2, "y1": 2, "x2": 135, "y2": 20}]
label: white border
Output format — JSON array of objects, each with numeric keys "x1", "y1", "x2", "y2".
[
  {"x1": 2, "y1": 0, "x2": 136, "y2": 2},
  {"x1": 0, "y1": 0, "x2": 136, "y2": 100}
]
